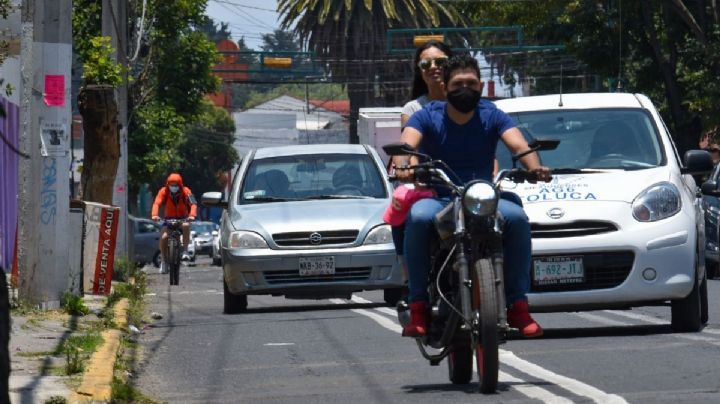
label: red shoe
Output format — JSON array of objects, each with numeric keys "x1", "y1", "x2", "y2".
[
  {"x1": 402, "y1": 301, "x2": 428, "y2": 337},
  {"x1": 507, "y1": 300, "x2": 543, "y2": 338}
]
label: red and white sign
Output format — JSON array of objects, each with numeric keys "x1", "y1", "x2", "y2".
[{"x1": 82, "y1": 203, "x2": 120, "y2": 295}]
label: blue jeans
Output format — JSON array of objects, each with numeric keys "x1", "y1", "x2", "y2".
[{"x1": 404, "y1": 193, "x2": 531, "y2": 306}]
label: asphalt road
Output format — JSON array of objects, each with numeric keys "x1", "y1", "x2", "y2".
[{"x1": 135, "y1": 259, "x2": 720, "y2": 403}]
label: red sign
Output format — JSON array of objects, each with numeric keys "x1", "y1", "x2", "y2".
[
  {"x1": 44, "y1": 74, "x2": 65, "y2": 107},
  {"x1": 92, "y1": 207, "x2": 119, "y2": 295}
]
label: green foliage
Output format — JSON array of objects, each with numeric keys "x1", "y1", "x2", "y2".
[
  {"x1": 56, "y1": 331, "x2": 103, "y2": 375},
  {"x1": 44, "y1": 396, "x2": 68, "y2": 404},
  {"x1": 61, "y1": 292, "x2": 90, "y2": 316},
  {"x1": 71, "y1": 0, "x2": 101, "y2": 64},
  {"x1": 240, "y1": 83, "x2": 347, "y2": 110},
  {"x1": 261, "y1": 29, "x2": 300, "y2": 53},
  {"x1": 112, "y1": 376, "x2": 159, "y2": 403},
  {"x1": 81, "y1": 36, "x2": 127, "y2": 86}
]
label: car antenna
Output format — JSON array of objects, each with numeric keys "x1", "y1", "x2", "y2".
[{"x1": 558, "y1": 63, "x2": 563, "y2": 107}]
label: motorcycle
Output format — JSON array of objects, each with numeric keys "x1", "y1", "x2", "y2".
[{"x1": 383, "y1": 139, "x2": 559, "y2": 393}]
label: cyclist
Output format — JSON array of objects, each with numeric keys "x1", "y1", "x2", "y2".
[
  {"x1": 393, "y1": 53, "x2": 551, "y2": 338},
  {"x1": 151, "y1": 173, "x2": 197, "y2": 274}
]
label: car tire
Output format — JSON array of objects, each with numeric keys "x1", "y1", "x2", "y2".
[
  {"x1": 152, "y1": 251, "x2": 161, "y2": 268},
  {"x1": 671, "y1": 264, "x2": 703, "y2": 332},
  {"x1": 701, "y1": 274, "x2": 709, "y2": 325},
  {"x1": 223, "y1": 279, "x2": 248, "y2": 314},
  {"x1": 383, "y1": 288, "x2": 403, "y2": 306},
  {"x1": 706, "y1": 260, "x2": 719, "y2": 279}
]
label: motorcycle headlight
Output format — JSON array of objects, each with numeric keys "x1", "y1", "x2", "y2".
[
  {"x1": 632, "y1": 182, "x2": 681, "y2": 222},
  {"x1": 363, "y1": 224, "x2": 393, "y2": 245},
  {"x1": 228, "y1": 231, "x2": 268, "y2": 249},
  {"x1": 463, "y1": 181, "x2": 498, "y2": 217}
]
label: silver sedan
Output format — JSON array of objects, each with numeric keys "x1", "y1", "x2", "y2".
[{"x1": 203, "y1": 144, "x2": 402, "y2": 313}]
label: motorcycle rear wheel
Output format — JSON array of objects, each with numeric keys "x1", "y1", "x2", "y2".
[
  {"x1": 473, "y1": 258, "x2": 499, "y2": 394},
  {"x1": 447, "y1": 343, "x2": 473, "y2": 384}
]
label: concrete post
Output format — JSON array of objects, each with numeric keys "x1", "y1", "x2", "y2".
[
  {"x1": 17, "y1": 0, "x2": 73, "y2": 306},
  {"x1": 103, "y1": 0, "x2": 130, "y2": 259}
]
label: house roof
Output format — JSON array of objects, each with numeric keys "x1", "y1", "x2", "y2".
[{"x1": 309, "y1": 99, "x2": 350, "y2": 115}]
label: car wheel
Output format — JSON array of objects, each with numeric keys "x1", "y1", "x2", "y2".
[
  {"x1": 152, "y1": 251, "x2": 161, "y2": 268},
  {"x1": 383, "y1": 288, "x2": 403, "y2": 306},
  {"x1": 706, "y1": 260, "x2": 719, "y2": 279},
  {"x1": 671, "y1": 258, "x2": 703, "y2": 332},
  {"x1": 223, "y1": 279, "x2": 248, "y2": 314},
  {"x1": 701, "y1": 273, "x2": 709, "y2": 325}
]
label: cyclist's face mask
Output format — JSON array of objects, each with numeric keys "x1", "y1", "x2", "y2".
[
  {"x1": 447, "y1": 87, "x2": 481, "y2": 113},
  {"x1": 169, "y1": 184, "x2": 180, "y2": 193}
]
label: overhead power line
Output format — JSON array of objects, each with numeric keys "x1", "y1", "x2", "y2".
[{"x1": 211, "y1": 0, "x2": 278, "y2": 13}]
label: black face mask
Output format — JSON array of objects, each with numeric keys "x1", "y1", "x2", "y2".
[{"x1": 447, "y1": 87, "x2": 481, "y2": 113}]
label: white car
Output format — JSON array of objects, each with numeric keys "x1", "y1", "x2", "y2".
[
  {"x1": 494, "y1": 93, "x2": 714, "y2": 332},
  {"x1": 212, "y1": 227, "x2": 221, "y2": 266}
]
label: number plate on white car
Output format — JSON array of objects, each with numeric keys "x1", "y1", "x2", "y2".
[
  {"x1": 299, "y1": 257, "x2": 335, "y2": 276},
  {"x1": 533, "y1": 256, "x2": 584, "y2": 286}
]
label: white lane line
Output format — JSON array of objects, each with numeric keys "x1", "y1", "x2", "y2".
[
  {"x1": 500, "y1": 350, "x2": 628, "y2": 404},
  {"x1": 264, "y1": 343, "x2": 295, "y2": 346},
  {"x1": 603, "y1": 310, "x2": 666, "y2": 325},
  {"x1": 350, "y1": 296, "x2": 398, "y2": 317},
  {"x1": 572, "y1": 312, "x2": 629, "y2": 327},
  {"x1": 499, "y1": 370, "x2": 574, "y2": 404},
  {"x1": 329, "y1": 299, "x2": 402, "y2": 334},
  {"x1": 333, "y1": 298, "x2": 615, "y2": 403}
]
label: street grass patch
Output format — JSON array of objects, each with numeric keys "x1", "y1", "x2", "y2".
[
  {"x1": 111, "y1": 376, "x2": 158, "y2": 403},
  {"x1": 55, "y1": 331, "x2": 104, "y2": 375},
  {"x1": 16, "y1": 350, "x2": 55, "y2": 358}
]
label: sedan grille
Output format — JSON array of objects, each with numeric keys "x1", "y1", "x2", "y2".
[
  {"x1": 530, "y1": 251, "x2": 634, "y2": 293},
  {"x1": 272, "y1": 230, "x2": 359, "y2": 247},
  {"x1": 531, "y1": 221, "x2": 618, "y2": 238},
  {"x1": 264, "y1": 267, "x2": 372, "y2": 284}
]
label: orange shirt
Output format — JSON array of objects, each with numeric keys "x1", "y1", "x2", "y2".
[{"x1": 151, "y1": 186, "x2": 198, "y2": 218}]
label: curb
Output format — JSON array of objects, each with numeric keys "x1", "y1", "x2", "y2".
[{"x1": 70, "y1": 298, "x2": 129, "y2": 403}]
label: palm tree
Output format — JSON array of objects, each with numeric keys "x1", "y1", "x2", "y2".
[{"x1": 278, "y1": 0, "x2": 463, "y2": 143}]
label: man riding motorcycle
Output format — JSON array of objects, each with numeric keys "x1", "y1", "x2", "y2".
[
  {"x1": 151, "y1": 173, "x2": 198, "y2": 274},
  {"x1": 393, "y1": 53, "x2": 551, "y2": 338}
]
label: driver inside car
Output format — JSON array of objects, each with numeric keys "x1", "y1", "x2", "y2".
[{"x1": 393, "y1": 53, "x2": 551, "y2": 338}]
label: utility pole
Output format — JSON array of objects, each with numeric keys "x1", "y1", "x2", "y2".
[
  {"x1": 17, "y1": 0, "x2": 73, "y2": 306},
  {"x1": 103, "y1": 0, "x2": 129, "y2": 258}
]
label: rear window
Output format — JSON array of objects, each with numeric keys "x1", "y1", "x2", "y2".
[{"x1": 497, "y1": 109, "x2": 665, "y2": 170}]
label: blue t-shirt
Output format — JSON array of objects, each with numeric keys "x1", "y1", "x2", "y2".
[{"x1": 406, "y1": 99, "x2": 515, "y2": 183}]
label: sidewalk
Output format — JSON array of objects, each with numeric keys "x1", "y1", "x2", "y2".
[{"x1": 9, "y1": 294, "x2": 108, "y2": 403}]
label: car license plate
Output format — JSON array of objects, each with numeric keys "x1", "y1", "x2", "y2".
[
  {"x1": 299, "y1": 257, "x2": 335, "y2": 276},
  {"x1": 533, "y1": 256, "x2": 584, "y2": 286}
]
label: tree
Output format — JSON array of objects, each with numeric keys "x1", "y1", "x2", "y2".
[
  {"x1": 463, "y1": 0, "x2": 720, "y2": 154},
  {"x1": 261, "y1": 29, "x2": 300, "y2": 53},
  {"x1": 198, "y1": 20, "x2": 232, "y2": 43},
  {"x1": 73, "y1": 0, "x2": 125, "y2": 205},
  {"x1": 278, "y1": 0, "x2": 463, "y2": 143}
]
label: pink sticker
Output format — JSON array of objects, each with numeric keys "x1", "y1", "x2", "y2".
[{"x1": 44, "y1": 75, "x2": 65, "y2": 107}]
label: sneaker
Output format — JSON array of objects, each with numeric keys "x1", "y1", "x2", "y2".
[
  {"x1": 507, "y1": 300, "x2": 543, "y2": 338},
  {"x1": 181, "y1": 250, "x2": 191, "y2": 261},
  {"x1": 159, "y1": 261, "x2": 168, "y2": 274}
]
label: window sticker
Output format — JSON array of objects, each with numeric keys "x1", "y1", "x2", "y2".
[{"x1": 244, "y1": 190, "x2": 266, "y2": 199}]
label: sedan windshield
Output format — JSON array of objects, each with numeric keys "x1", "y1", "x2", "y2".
[
  {"x1": 191, "y1": 222, "x2": 215, "y2": 235},
  {"x1": 497, "y1": 109, "x2": 665, "y2": 170},
  {"x1": 240, "y1": 153, "x2": 387, "y2": 203}
]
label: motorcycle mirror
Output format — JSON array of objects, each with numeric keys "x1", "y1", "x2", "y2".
[
  {"x1": 512, "y1": 138, "x2": 561, "y2": 164},
  {"x1": 382, "y1": 142, "x2": 431, "y2": 161}
]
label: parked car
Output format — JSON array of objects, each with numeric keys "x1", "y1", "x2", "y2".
[
  {"x1": 493, "y1": 93, "x2": 713, "y2": 332},
  {"x1": 191, "y1": 221, "x2": 217, "y2": 258},
  {"x1": 701, "y1": 163, "x2": 720, "y2": 278},
  {"x1": 202, "y1": 144, "x2": 402, "y2": 313},
  {"x1": 212, "y1": 227, "x2": 222, "y2": 266},
  {"x1": 129, "y1": 215, "x2": 161, "y2": 268}
]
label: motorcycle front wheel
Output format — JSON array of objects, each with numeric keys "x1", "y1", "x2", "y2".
[{"x1": 472, "y1": 258, "x2": 499, "y2": 394}]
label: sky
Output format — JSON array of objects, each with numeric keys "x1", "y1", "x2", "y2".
[{"x1": 205, "y1": 0, "x2": 282, "y2": 50}]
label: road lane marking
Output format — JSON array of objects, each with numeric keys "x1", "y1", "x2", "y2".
[
  {"x1": 350, "y1": 296, "x2": 398, "y2": 317},
  {"x1": 500, "y1": 351, "x2": 628, "y2": 404},
  {"x1": 335, "y1": 297, "x2": 622, "y2": 403},
  {"x1": 499, "y1": 370, "x2": 574, "y2": 404},
  {"x1": 329, "y1": 299, "x2": 402, "y2": 333},
  {"x1": 572, "y1": 312, "x2": 630, "y2": 327},
  {"x1": 264, "y1": 343, "x2": 295, "y2": 346},
  {"x1": 603, "y1": 310, "x2": 666, "y2": 325},
  {"x1": 590, "y1": 310, "x2": 720, "y2": 346}
]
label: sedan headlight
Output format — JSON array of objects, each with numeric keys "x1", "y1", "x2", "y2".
[
  {"x1": 632, "y1": 182, "x2": 681, "y2": 222},
  {"x1": 463, "y1": 181, "x2": 498, "y2": 217},
  {"x1": 228, "y1": 231, "x2": 268, "y2": 249},
  {"x1": 363, "y1": 224, "x2": 393, "y2": 245}
]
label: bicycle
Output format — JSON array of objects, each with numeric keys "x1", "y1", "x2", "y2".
[{"x1": 163, "y1": 218, "x2": 187, "y2": 286}]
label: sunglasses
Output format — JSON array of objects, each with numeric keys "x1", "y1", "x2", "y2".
[{"x1": 418, "y1": 57, "x2": 449, "y2": 71}]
